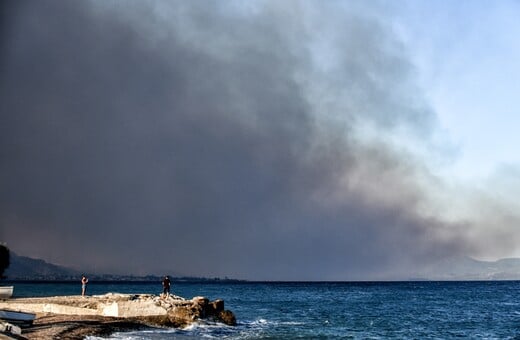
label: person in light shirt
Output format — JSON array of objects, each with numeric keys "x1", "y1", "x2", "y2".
[{"x1": 81, "y1": 275, "x2": 89, "y2": 296}]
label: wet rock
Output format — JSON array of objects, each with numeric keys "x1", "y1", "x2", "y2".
[
  {"x1": 218, "y1": 310, "x2": 237, "y2": 326},
  {"x1": 208, "y1": 299, "x2": 225, "y2": 315}
]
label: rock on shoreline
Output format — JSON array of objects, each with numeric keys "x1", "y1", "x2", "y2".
[{"x1": 0, "y1": 293, "x2": 236, "y2": 339}]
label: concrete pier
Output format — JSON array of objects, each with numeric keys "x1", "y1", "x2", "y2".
[{"x1": 0, "y1": 293, "x2": 236, "y2": 339}]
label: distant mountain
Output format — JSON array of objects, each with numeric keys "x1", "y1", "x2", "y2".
[
  {"x1": 7, "y1": 251, "x2": 520, "y2": 281},
  {"x1": 415, "y1": 257, "x2": 520, "y2": 280},
  {"x1": 4, "y1": 252, "x2": 80, "y2": 280},
  {"x1": 1, "y1": 253, "x2": 241, "y2": 282}
]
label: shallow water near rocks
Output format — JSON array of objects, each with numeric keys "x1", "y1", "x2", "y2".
[{"x1": 12, "y1": 281, "x2": 520, "y2": 338}]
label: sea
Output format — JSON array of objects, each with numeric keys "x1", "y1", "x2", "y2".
[{"x1": 10, "y1": 281, "x2": 520, "y2": 339}]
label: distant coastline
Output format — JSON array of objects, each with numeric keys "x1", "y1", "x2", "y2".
[
  {"x1": 4, "y1": 251, "x2": 246, "y2": 282},
  {"x1": 8, "y1": 250, "x2": 520, "y2": 281}
]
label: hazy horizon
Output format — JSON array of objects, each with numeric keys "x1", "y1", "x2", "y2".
[{"x1": 10, "y1": 250, "x2": 520, "y2": 282}]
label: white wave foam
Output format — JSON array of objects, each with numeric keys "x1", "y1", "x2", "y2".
[{"x1": 247, "y1": 318, "x2": 303, "y2": 327}]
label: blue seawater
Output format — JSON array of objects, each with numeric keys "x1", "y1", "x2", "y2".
[{"x1": 11, "y1": 281, "x2": 520, "y2": 338}]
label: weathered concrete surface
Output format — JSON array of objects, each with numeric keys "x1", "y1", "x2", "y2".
[
  {"x1": 22, "y1": 314, "x2": 150, "y2": 339},
  {"x1": 0, "y1": 293, "x2": 236, "y2": 339}
]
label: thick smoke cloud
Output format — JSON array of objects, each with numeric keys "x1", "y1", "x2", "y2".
[{"x1": 0, "y1": 0, "x2": 483, "y2": 280}]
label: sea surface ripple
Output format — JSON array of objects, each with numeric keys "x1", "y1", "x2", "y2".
[{"x1": 12, "y1": 281, "x2": 520, "y2": 339}]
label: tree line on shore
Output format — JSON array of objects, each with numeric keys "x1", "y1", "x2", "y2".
[{"x1": 0, "y1": 244, "x2": 9, "y2": 279}]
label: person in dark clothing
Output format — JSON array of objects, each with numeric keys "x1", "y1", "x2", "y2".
[{"x1": 162, "y1": 275, "x2": 171, "y2": 296}]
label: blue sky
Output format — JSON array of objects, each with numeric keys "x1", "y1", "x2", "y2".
[{"x1": 394, "y1": 0, "x2": 520, "y2": 181}]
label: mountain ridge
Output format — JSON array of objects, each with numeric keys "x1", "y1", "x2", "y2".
[
  {"x1": 2, "y1": 252, "x2": 238, "y2": 282},
  {"x1": 6, "y1": 252, "x2": 520, "y2": 281},
  {"x1": 4, "y1": 252, "x2": 81, "y2": 280},
  {"x1": 414, "y1": 256, "x2": 520, "y2": 280}
]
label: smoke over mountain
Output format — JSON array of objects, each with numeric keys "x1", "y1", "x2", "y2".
[{"x1": 1, "y1": 1, "x2": 517, "y2": 280}]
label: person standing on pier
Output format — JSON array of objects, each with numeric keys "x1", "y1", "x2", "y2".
[
  {"x1": 81, "y1": 275, "x2": 89, "y2": 296},
  {"x1": 162, "y1": 275, "x2": 171, "y2": 297}
]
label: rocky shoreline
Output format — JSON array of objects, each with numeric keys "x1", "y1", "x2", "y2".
[{"x1": 0, "y1": 293, "x2": 236, "y2": 339}]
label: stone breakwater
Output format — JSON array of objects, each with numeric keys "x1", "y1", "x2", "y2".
[{"x1": 0, "y1": 293, "x2": 236, "y2": 339}]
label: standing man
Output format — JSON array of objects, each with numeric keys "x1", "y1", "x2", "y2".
[
  {"x1": 162, "y1": 275, "x2": 171, "y2": 297},
  {"x1": 81, "y1": 275, "x2": 89, "y2": 296}
]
